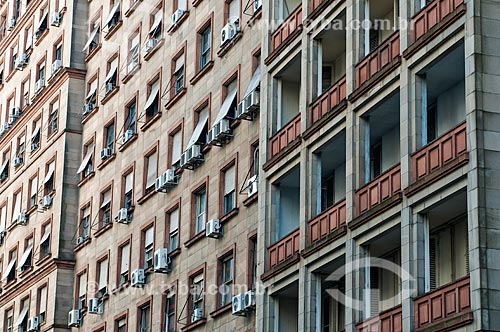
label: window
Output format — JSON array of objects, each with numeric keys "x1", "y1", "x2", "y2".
[
  {"x1": 169, "y1": 126, "x2": 183, "y2": 168},
  {"x1": 226, "y1": 0, "x2": 240, "y2": 24},
  {"x1": 4, "y1": 307, "x2": 13, "y2": 332},
  {"x1": 12, "y1": 190, "x2": 21, "y2": 223},
  {"x1": 164, "y1": 288, "x2": 176, "y2": 332},
  {"x1": 138, "y1": 301, "x2": 151, "y2": 332},
  {"x1": 115, "y1": 315, "x2": 127, "y2": 332},
  {"x1": 21, "y1": 79, "x2": 29, "y2": 108},
  {"x1": 54, "y1": 42, "x2": 62, "y2": 62},
  {"x1": 142, "y1": 226, "x2": 154, "y2": 269},
  {"x1": 198, "y1": 25, "x2": 211, "y2": 71},
  {"x1": 36, "y1": 60, "x2": 45, "y2": 85},
  {"x1": 10, "y1": 44, "x2": 17, "y2": 71},
  {"x1": 37, "y1": 285, "x2": 47, "y2": 323},
  {"x1": 96, "y1": 257, "x2": 108, "y2": 299},
  {"x1": 31, "y1": 118, "x2": 41, "y2": 151},
  {"x1": 19, "y1": 236, "x2": 33, "y2": 271},
  {"x1": 14, "y1": 135, "x2": 25, "y2": 165},
  {"x1": 83, "y1": 19, "x2": 100, "y2": 54},
  {"x1": 76, "y1": 271, "x2": 87, "y2": 310},
  {"x1": 118, "y1": 241, "x2": 130, "y2": 285},
  {"x1": 172, "y1": 51, "x2": 184, "y2": 96},
  {"x1": 0, "y1": 14, "x2": 7, "y2": 41},
  {"x1": 123, "y1": 170, "x2": 134, "y2": 209},
  {"x1": 43, "y1": 160, "x2": 55, "y2": 195},
  {"x1": 222, "y1": 164, "x2": 236, "y2": 215},
  {"x1": 189, "y1": 272, "x2": 204, "y2": 323},
  {"x1": 145, "y1": 78, "x2": 160, "y2": 120},
  {"x1": 175, "y1": 0, "x2": 187, "y2": 12},
  {"x1": 144, "y1": 149, "x2": 157, "y2": 195},
  {"x1": 149, "y1": 8, "x2": 162, "y2": 41},
  {"x1": 218, "y1": 255, "x2": 233, "y2": 307},
  {"x1": 104, "y1": 121, "x2": 115, "y2": 152},
  {"x1": 28, "y1": 175, "x2": 38, "y2": 209},
  {"x1": 104, "y1": 0, "x2": 121, "y2": 31},
  {"x1": 125, "y1": 99, "x2": 136, "y2": 134},
  {"x1": 167, "y1": 208, "x2": 179, "y2": 252},
  {"x1": 251, "y1": 142, "x2": 259, "y2": 177},
  {"x1": 249, "y1": 236, "x2": 257, "y2": 289},
  {"x1": 48, "y1": 100, "x2": 58, "y2": 135},
  {"x1": 0, "y1": 61, "x2": 4, "y2": 84},
  {"x1": 13, "y1": 0, "x2": 21, "y2": 19},
  {"x1": 85, "y1": 78, "x2": 98, "y2": 108},
  {"x1": 100, "y1": 188, "x2": 112, "y2": 228},
  {"x1": 2, "y1": 248, "x2": 17, "y2": 283},
  {"x1": 0, "y1": 204, "x2": 5, "y2": 233},
  {"x1": 193, "y1": 187, "x2": 206, "y2": 235},
  {"x1": 35, "y1": 7, "x2": 48, "y2": 38},
  {"x1": 80, "y1": 205, "x2": 90, "y2": 239},
  {"x1": 18, "y1": 297, "x2": 29, "y2": 332},
  {"x1": 78, "y1": 141, "x2": 94, "y2": 179},
  {"x1": 0, "y1": 149, "x2": 9, "y2": 181},
  {"x1": 127, "y1": 31, "x2": 140, "y2": 74},
  {"x1": 105, "y1": 56, "x2": 118, "y2": 93},
  {"x1": 40, "y1": 223, "x2": 51, "y2": 257}
]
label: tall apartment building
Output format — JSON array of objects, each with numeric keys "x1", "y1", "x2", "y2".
[
  {"x1": 0, "y1": 0, "x2": 88, "y2": 330},
  {"x1": 257, "y1": 0, "x2": 500, "y2": 330}
]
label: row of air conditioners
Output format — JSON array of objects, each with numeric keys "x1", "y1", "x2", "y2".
[
  {"x1": 180, "y1": 145, "x2": 203, "y2": 169},
  {"x1": 207, "y1": 119, "x2": 232, "y2": 146},
  {"x1": 232, "y1": 290, "x2": 256, "y2": 316},
  {"x1": 220, "y1": 18, "x2": 239, "y2": 46},
  {"x1": 155, "y1": 169, "x2": 178, "y2": 193},
  {"x1": 237, "y1": 89, "x2": 260, "y2": 120},
  {"x1": 15, "y1": 53, "x2": 29, "y2": 70}
]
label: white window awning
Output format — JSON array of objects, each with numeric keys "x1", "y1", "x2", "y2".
[
  {"x1": 31, "y1": 126, "x2": 41, "y2": 142},
  {"x1": 36, "y1": 11, "x2": 48, "y2": 31},
  {"x1": 149, "y1": 13, "x2": 162, "y2": 35},
  {"x1": 17, "y1": 244, "x2": 33, "y2": 270},
  {"x1": 186, "y1": 109, "x2": 208, "y2": 150},
  {"x1": 101, "y1": 191, "x2": 111, "y2": 208},
  {"x1": 104, "y1": 1, "x2": 121, "y2": 28},
  {"x1": 82, "y1": 27, "x2": 99, "y2": 52},
  {"x1": 1, "y1": 257, "x2": 16, "y2": 283},
  {"x1": 105, "y1": 61, "x2": 118, "y2": 83},
  {"x1": 77, "y1": 149, "x2": 93, "y2": 174},
  {"x1": 144, "y1": 82, "x2": 160, "y2": 111},
  {"x1": 16, "y1": 305, "x2": 29, "y2": 326},
  {"x1": 40, "y1": 225, "x2": 51, "y2": 244},
  {"x1": 0, "y1": 159, "x2": 8, "y2": 175},
  {"x1": 86, "y1": 85, "x2": 97, "y2": 101},
  {"x1": 213, "y1": 88, "x2": 237, "y2": 125},
  {"x1": 43, "y1": 163, "x2": 55, "y2": 184},
  {"x1": 243, "y1": 65, "x2": 261, "y2": 98}
]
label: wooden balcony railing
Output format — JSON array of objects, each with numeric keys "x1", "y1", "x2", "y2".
[
  {"x1": 270, "y1": 113, "x2": 301, "y2": 158},
  {"x1": 268, "y1": 228, "x2": 300, "y2": 269},
  {"x1": 411, "y1": 121, "x2": 467, "y2": 183},
  {"x1": 355, "y1": 31, "x2": 400, "y2": 88},
  {"x1": 271, "y1": 5, "x2": 303, "y2": 52},
  {"x1": 309, "y1": 76, "x2": 347, "y2": 127},
  {"x1": 411, "y1": 0, "x2": 465, "y2": 42},
  {"x1": 356, "y1": 305, "x2": 402, "y2": 332},
  {"x1": 355, "y1": 164, "x2": 401, "y2": 217},
  {"x1": 414, "y1": 276, "x2": 472, "y2": 330},
  {"x1": 308, "y1": 199, "x2": 346, "y2": 244}
]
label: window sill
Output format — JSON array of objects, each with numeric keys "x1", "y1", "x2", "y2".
[
  {"x1": 29, "y1": 146, "x2": 41, "y2": 156},
  {"x1": 165, "y1": 88, "x2": 187, "y2": 110},
  {"x1": 36, "y1": 254, "x2": 52, "y2": 266},
  {"x1": 140, "y1": 112, "x2": 162, "y2": 132},
  {"x1": 94, "y1": 222, "x2": 113, "y2": 238},
  {"x1": 77, "y1": 172, "x2": 95, "y2": 187},
  {"x1": 101, "y1": 86, "x2": 120, "y2": 105},
  {"x1": 248, "y1": 8, "x2": 262, "y2": 25},
  {"x1": 201, "y1": 144, "x2": 211, "y2": 154},
  {"x1": 5, "y1": 68, "x2": 16, "y2": 83},
  {"x1": 118, "y1": 134, "x2": 138, "y2": 152},
  {"x1": 122, "y1": 64, "x2": 141, "y2": 84},
  {"x1": 74, "y1": 237, "x2": 92, "y2": 252},
  {"x1": 96, "y1": 153, "x2": 116, "y2": 170},
  {"x1": 168, "y1": 247, "x2": 181, "y2": 258},
  {"x1": 85, "y1": 44, "x2": 102, "y2": 63},
  {"x1": 210, "y1": 303, "x2": 232, "y2": 319},
  {"x1": 137, "y1": 189, "x2": 157, "y2": 205},
  {"x1": 47, "y1": 130, "x2": 58, "y2": 141},
  {"x1": 18, "y1": 266, "x2": 34, "y2": 277},
  {"x1": 168, "y1": 12, "x2": 189, "y2": 34},
  {"x1": 184, "y1": 231, "x2": 205, "y2": 248},
  {"x1": 190, "y1": 61, "x2": 214, "y2": 85},
  {"x1": 124, "y1": 0, "x2": 142, "y2": 17},
  {"x1": 191, "y1": 0, "x2": 203, "y2": 7},
  {"x1": 81, "y1": 107, "x2": 99, "y2": 125},
  {"x1": 217, "y1": 32, "x2": 243, "y2": 58},
  {"x1": 112, "y1": 281, "x2": 130, "y2": 294},
  {"x1": 220, "y1": 207, "x2": 239, "y2": 224},
  {"x1": 181, "y1": 318, "x2": 206, "y2": 331},
  {"x1": 143, "y1": 39, "x2": 164, "y2": 61},
  {"x1": 34, "y1": 30, "x2": 49, "y2": 46},
  {"x1": 243, "y1": 193, "x2": 258, "y2": 207},
  {"x1": 26, "y1": 205, "x2": 38, "y2": 216},
  {"x1": 104, "y1": 21, "x2": 123, "y2": 40}
]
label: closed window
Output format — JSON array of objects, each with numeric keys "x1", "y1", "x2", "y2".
[
  {"x1": 219, "y1": 255, "x2": 233, "y2": 307},
  {"x1": 97, "y1": 257, "x2": 108, "y2": 299},
  {"x1": 37, "y1": 285, "x2": 47, "y2": 323},
  {"x1": 144, "y1": 150, "x2": 157, "y2": 195},
  {"x1": 164, "y1": 289, "x2": 176, "y2": 332},
  {"x1": 105, "y1": 121, "x2": 115, "y2": 152},
  {"x1": 125, "y1": 100, "x2": 136, "y2": 134},
  {"x1": 198, "y1": 25, "x2": 211, "y2": 70},
  {"x1": 76, "y1": 271, "x2": 87, "y2": 310},
  {"x1": 29, "y1": 176, "x2": 38, "y2": 208},
  {"x1": 118, "y1": 242, "x2": 130, "y2": 285},
  {"x1": 80, "y1": 205, "x2": 90, "y2": 239},
  {"x1": 167, "y1": 208, "x2": 179, "y2": 252},
  {"x1": 194, "y1": 189, "x2": 206, "y2": 235},
  {"x1": 189, "y1": 273, "x2": 204, "y2": 323},
  {"x1": 100, "y1": 188, "x2": 112, "y2": 228},
  {"x1": 222, "y1": 164, "x2": 236, "y2": 215},
  {"x1": 116, "y1": 316, "x2": 127, "y2": 332},
  {"x1": 123, "y1": 171, "x2": 134, "y2": 209},
  {"x1": 138, "y1": 302, "x2": 151, "y2": 332},
  {"x1": 143, "y1": 226, "x2": 154, "y2": 269}
]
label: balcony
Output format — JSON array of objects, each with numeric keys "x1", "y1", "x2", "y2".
[
  {"x1": 309, "y1": 76, "x2": 347, "y2": 128},
  {"x1": 269, "y1": 113, "x2": 301, "y2": 159},
  {"x1": 271, "y1": 5, "x2": 302, "y2": 53},
  {"x1": 414, "y1": 277, "x2": 472, "y2": 331},
  {"x1": 356, "y1": 305, "x2": 402, "y2": 332},
  {"x1": 308, "y1": 199, "x2": 346, "y2": 244},
  {"x1": 355, "y1": 31, "x2": 400, "y2": 90},
  {"x1": 353, "y1": 164, "x2": 401, "y2": 227},
  {"x1": 267, "y1": 228, "x2": 300, "y2": 269}
]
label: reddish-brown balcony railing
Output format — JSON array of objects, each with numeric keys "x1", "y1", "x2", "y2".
[
  {"x1": 271, "y1": 5, "x2": 303, "y2": 52},
  {"x1": 309, "y1": 76, "x2": 347, "y2": 126},
  {"x1": 355, "y1": 164, "x2": 401, "y2": 217},
  {"x1": 270, "y1": 113, "x2": 301, "y2": 158},
  {"x1": 308, "y1": 199, "x2": 346, "y2": 244},
  {"x1": 411, "y1": 121, "x2": 467, "y2": 183},
  {"x1": 356, "y1": 305, "x2": 402, "y2": 332},
  {"x1": 414, "y1": 276, "x2": 472, "y2": 330},
  {"x1": 411, "y1": 0, "x2": 464, "y2": 42},
  {"x1": 355, "y1": 31, "x2": 400, "y2": 88},
  {"x1": 268, "y1": 228, "x2": 300, "y2": 269}
]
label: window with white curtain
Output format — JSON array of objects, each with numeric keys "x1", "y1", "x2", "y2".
[{"x1": 145, "y1": 151, "x2": 157, "y2": 194}]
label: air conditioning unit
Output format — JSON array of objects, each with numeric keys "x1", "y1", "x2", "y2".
[
  {"x1": 232, "y1": 293, "x2": 245, "y2": 315},
  {"x1": 180, "y1": 145, "x2": 203, "y2": 169},
  {"x1": 67, "y1": 309, "x2": 80, "y2": 327},
  {"x1": 220, "y1": 20, "x2": 239, "y2": 46},
  {"x1": 254, "y1": 0, "x2": 262, "y2": 11},
  {"x1": 153, "y1": 248, "x2": 172, "y2": 273},
  {"x1": 30, "y1": 143, "x2": 40, "y2": 152},
  {"x1": 243, "y1": 289, "x2": 256, "y2": 310},
  {"x1": 171, "y1": 9, "x2": 184, "y2": 25},
  {"x1": 121, "y1": 129, "x2": 134, "y2": 144},
  {"x1": 155, "y1": 169, "x2": 177, "y2": 193},
  {"x1": 17, "y1": 212, "x2": 28, "y2": 225},
  {"x1": 131, "y1": 268, "x2": 145, "y2": 287},
  {"x1": 15, "y1": 53, "x2": 29, "y2": 70},
  {"x1": 7, "y1": 18, "x2": 15, "y2": 31},
  {"x1": 88, "y1": 298, "x2": 101, "y2": 314},
  {"x1": 116, "y1": 208, "x2": 130, "y2": 224},
  {"x1": 3, "y1": 123, "x2": 9, "y2": 131},
  {"x1": 50, "y1": 12, "x2": 61, "y2": 26},
  {"x1": 52, "y1": 59, "x2": 61, "y2": 75},
  {"x1": 76, "y1": 236, "x2": 88, "y2": 245},
  {"x1": 35, "y1": 79, "x2": 45, "y2": 94},
  {"x1": 82, "y1": 103, "x2": 95, "y2": 116},
  {"x1": 248, "y1": 175, "x2": 258, "y2": 196},
  {"x1": 9, "y1": 107, "x2": 21, "y2": 119},
  {"x1": 27, "y1": 316, "x2": 39, "y2": 331},
  {"x1": 41, "y1": 195, "x2": 52, "y2": 208},
  {"x1": 191, "y1": 308, "x2": 203, "y2": 322},
  {"x1": 206, "y1": 219, "x2": 222, "y2": 239},
  {"x1": 207, "y1": 119, "x2": 231, "y2": 145},
  {"x1": 237, "y1": 89, "x2": 260, "y2": 120},
  {"x1": 145, "y1": 38, "x2": 157, "y2": 53},
  {"x1": 105, "y1": 82, "x2": 115, "y2": 94},
  {"x1": 13, "y1": 156, "x2": 23, "y2": 168},
  {"x1": 127, "y1": 60, "x2": 138, "y2": 73},
  {"x1": 100, "y1": 147, "x2": 112, "y2": 160}
]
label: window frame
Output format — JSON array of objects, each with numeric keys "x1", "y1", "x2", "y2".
[
  {"x1": 191, "y1": 180, "x2": 208, "y2": 237},
  {"x1": 140, "y1": 221, "x2": 155, "y2": 270},
  {"x1": 195, "y1": 15, "x2": 213, "y2": 73}
]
